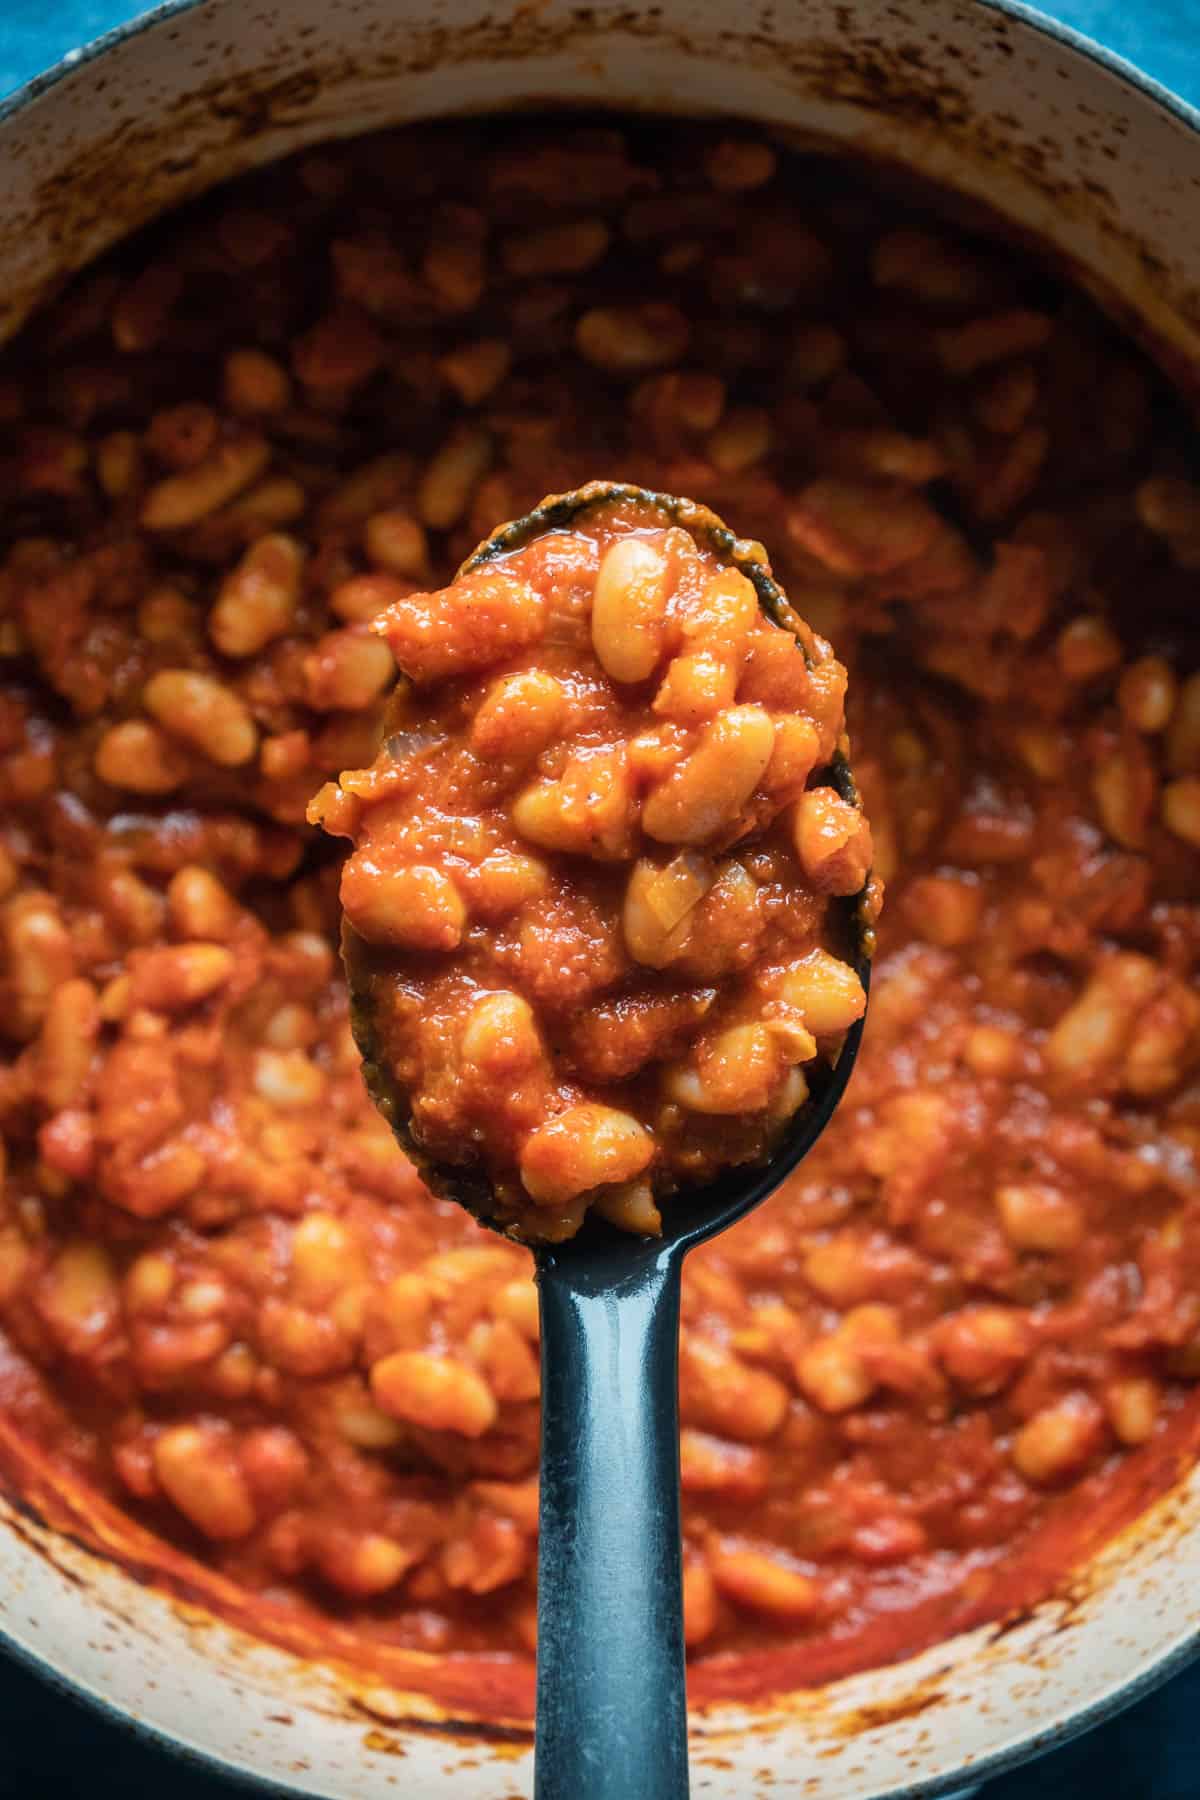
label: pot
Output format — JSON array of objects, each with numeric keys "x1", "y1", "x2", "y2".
[{"x1": 2, "y1": 2, "x2": 1200, "y2": 1794}]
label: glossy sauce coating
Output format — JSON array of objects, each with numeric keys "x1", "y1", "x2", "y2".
[
  {"x1": 0, "y1": 117, "x2": 1196, "y2": 1688},
  {"x1": 312, "y1": 492, "x2": 868, "y2": 1241}
]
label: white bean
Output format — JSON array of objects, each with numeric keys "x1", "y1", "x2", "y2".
[
  {"x1": 590, "y1": 536, "x2": 670, "y2": 683},
  {"x1": 642, "y1": 706, "x2": 774, "y2": 845}
]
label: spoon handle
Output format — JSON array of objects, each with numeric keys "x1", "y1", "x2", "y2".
[{"x1": 534, "y1": 1247, "x2": 689, "y2": 1800}]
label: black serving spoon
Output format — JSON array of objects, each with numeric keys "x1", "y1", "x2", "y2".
[{"x1": 344, "y1": 482, "x2": 874, "y2": 1800}]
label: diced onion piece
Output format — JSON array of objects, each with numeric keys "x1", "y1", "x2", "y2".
[{"x1": 644, "y1": 852, "x2": 714, "y2": 933}]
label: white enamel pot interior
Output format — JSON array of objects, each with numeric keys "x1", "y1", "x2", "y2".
[{"x1": 2, "y1": 2, "x2": 1200, "y2": 1796}]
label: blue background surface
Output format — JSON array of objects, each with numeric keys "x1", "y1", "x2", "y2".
[
  {"x1": 0, "y1": 0, "x2": 1197, "y2": 104},
  {"x1": 0, "y1": 1, "x2": 1198, "y2": 1794}
]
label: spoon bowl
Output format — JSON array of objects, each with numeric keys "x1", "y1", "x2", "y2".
[{"x1": 341, "y1": 481, "x2": 874, "y2": 1800}]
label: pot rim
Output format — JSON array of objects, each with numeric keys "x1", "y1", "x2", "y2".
[{"x1": 1, "y1": 2, "x2": 1200, "y2": 1796}]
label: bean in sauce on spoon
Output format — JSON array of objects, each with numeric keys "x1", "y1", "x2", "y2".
[{"x1": 312, "y1": 480, "x2": 876, "y2": 1799}]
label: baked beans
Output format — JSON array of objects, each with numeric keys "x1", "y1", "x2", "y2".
[
  {"x1": 312, "y1": 485, "x2": 870, "y2": 1240},
  {"x1": 0, "y1": 116, "x2": 1196, "y2": 1687}
]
